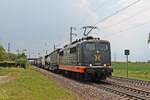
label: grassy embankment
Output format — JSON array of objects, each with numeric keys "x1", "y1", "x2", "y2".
[
  {"x1": 0, "y1": 67, "x2": 77, "y2": 100},
  {"x1": 112, "y1": 62, "x2": 150, "y2": 81}
]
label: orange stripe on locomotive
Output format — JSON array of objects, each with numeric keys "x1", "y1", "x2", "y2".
[{"x1": 59, "y1": 65, "x2": 86, "y2": 73}]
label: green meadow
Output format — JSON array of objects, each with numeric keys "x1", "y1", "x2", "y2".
[
  {"x1": 112, "y1": 62, "x2": 150, "y2": 81},
  {"x1": 0, "y1": 67, "x2": 77, "y2": 100}
]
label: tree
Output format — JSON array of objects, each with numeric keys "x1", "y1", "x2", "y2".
[
  {"x1": 7, "y1": 53, "x2": 17, "y2": 61},
  {"x1": 0, "y1": 45, "x2": 18, "y2": 61},
  {"x1": 148, "y1": 33, "x2": 150, "y2": 44},
  {"x1": 0, "y1": 44, "x2": 27, "y2": 68},
  {"x1": 0, "y1": 45, "x2": 7, "y2": 60},
  {"x1": 17, "y1": 53, "x2": 27, "y2": 59},
  {"x1": 0, "y1": 45, "x2": 5, "y2": 51},
  {"x1": 15, "y1": 53, "x2": 27, "y2": 68}
]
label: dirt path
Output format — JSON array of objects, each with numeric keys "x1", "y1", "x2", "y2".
[{"x1": 0, "y1": 76, "x2": 9, "y2": 84}]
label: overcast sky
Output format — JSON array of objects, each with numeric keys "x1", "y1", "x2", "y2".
[{"x1": 0, "y1": 0, "x2": 150, "y2": 61}]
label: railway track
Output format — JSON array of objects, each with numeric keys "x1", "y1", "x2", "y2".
[
  {"x1": 91, "y1": 81, "x2": 150, "y2": 100},
  {"x1": 109, "y1": 76, "x2": 150, "y2": 88},
  {"x1": 34, "y1": 66, "x2": 150, "y2": 100},
  {"x1": 33, "y1": 66, "x2": 126, "y2": 100}
]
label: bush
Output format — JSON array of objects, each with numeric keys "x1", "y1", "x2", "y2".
[
  {"x1": 0, "y1": 45, "x2": 28, "y2": 68},
  {"x1": 15, "y1": 58, "x2": 27, "y2": 68},
  {"x1": 0, "y1": 61, "x2": 16, "y2": 67}
]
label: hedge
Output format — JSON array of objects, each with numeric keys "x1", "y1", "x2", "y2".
[
  {"x1": 0, "y1": 59, "x2": 27, "y2": 68},
  {"x1": 0, "y1": 61, "x2": 16, "y2": 67}
]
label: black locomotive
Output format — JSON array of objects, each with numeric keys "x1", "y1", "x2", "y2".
[{"x1": 34, "y1": 36, "x2": 113, "y2": 81}]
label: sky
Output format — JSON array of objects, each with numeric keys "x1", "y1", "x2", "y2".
[{"x1": 0, "y1": 0, "x2": 150, "y2": 61}]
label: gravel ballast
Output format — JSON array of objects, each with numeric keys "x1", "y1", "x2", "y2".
[{"x1": 33, "y1": 66, "x2": 126, "y2": 100}]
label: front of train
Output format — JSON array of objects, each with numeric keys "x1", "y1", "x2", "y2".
[{"x1": 80, "y1": 37, "x2": 113, "y2": 80}]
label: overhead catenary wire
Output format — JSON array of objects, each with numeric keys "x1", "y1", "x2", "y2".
[
  {"x1": 76, "y1": 0, "x2": 144, "y2": 38},
  {"x1": 94, "y1": 0, "x2": 142, "y2": 25},
  {"x1": 76, "y1": 0, "x2": 125, "y2": 28},
  {"x1": 101, "y1": 6, "x2": 150, "y2": 30},
  {"x1": 91, "y1": 0, "x2": 145, "y2": 38},
  {"x1": 77, "y1": 0, "x2": 125, "y2": 35},
  {"x1": 105, "y1": 20, "x2": 150, "y2": 38}
]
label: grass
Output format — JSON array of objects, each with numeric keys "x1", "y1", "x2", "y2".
[
  {"x1": 0, "y1": 67, "x2": 77, "y2": 100},
  {"x1": 112, "y1": 62, "x2": 150, "y2": 81}
]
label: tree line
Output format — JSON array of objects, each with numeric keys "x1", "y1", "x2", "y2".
[{"x1": 0, "y1": 45, "x2": 27, "y2": 68}]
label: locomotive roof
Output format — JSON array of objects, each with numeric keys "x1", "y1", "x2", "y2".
[
  {"x1": 45, "y1": 48, "x2": 61, "y2": 57},
  {"x1": 60, "y1": 36, "x2": 110, "y2": 51},
  {"x1": 42, "y1": 36, "x2": 110, "y2": 57}
]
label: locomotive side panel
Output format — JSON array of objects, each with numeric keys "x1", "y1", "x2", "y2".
[
  {"x1": 48, "y1": 49, "x2": 60, "y2": 71},
  {"x1": 44, "y1": 55, "x2": 50, "y2": 69},
  {"x1": 59, "y1": 46, "x2": 78, "y2": 66},
  {"x1": 50, "y1": 50, "x2": 59, "y2": 65}
]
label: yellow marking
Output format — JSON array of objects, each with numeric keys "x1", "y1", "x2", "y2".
[{"x1": 95, "y1": 53, "x2": 101, "y2": 61}]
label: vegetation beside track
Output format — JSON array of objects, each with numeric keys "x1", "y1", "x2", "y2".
[
  {"x1": 0, "y1": 67, "x2": 77, "y2": 100},
  {"x1": 0, "y1": 44, "x2": 27, "y2": 68},
  {"x1": 112, "y1": 62, "x2": 150, "y2": 80}
]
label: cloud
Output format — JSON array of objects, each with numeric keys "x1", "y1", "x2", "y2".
[
  {"x1": 74, "y1": 0, "x2": 99, "y2": 26},
  {"x1": 92, "y1": 0, "x2": 150, "y2": 61},
  {"x1": 0, "y1": 0, "x2": 149, "y2": 61},
  {"x1": 0, "y1": 0, "x2": 99, "y2": 56},
  {"x1": 96, "y1": 0, "x2": 150, "y2": 33}
]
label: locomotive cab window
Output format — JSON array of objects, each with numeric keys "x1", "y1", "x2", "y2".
[
  {"x1": 97, "y1": 43, "x2": 109, "y2": 51},
  {"x1": 60, "y1": 51, "x2": 64, "y2": 56},
  {"x1": 86, "y1": 43, "x2": 95, "y2": 51},
  {"x1": 70, "y1": 47, "x2": 76, "y2": 53}
]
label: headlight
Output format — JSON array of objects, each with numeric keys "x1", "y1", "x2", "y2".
[
  {"x1": 89, "y1": 64, "x2": 92, "y2": 67},
  {"x1": 108, "y1": 66, "x2": 112, "y2": 68}
]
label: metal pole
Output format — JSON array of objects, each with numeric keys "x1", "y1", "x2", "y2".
[
  {"x1": 8, "y1": 42, "x2": 10, "y2": 52},
  {"x1": 29, "y1": 53, "x2": 30, "y2": 58},
  {"x1": 126, "y1": 55, "x2": 128, "y2": 77},
  {"x1": 38, "y1": 52, "x2": 40, "y2": 58},
  {"x1": 54, "y1": 44, "x2": 56, "y2": 50},
  {"x1": 46, "y1": 50, "x2": 48, "y2": 55},
  {"x1": 70, "y1": 27, "x2": 73, "y2": 43}
]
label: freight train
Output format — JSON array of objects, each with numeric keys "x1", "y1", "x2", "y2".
[{"x1": 33, "y1": 36, "x2": 113, "y2": 81}]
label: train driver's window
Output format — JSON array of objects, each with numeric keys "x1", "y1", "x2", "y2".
[
  {"x1": 60, "y1": 51, "x2": 64, "y2": 56},
  {"x1": 86, "y1": 43, "x2": 95, "y2": 51},
  {"x1": 70, "y1": 47, "x2": 76, "y2": 53}
]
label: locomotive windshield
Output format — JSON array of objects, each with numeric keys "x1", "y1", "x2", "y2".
[
  {"x1": 86, "y1": 42, "x2": 109, "y2": 51},
  {"x1": 86, "y1": 43, "x2": 95, "y2": 51},
  {"x1": 97, "y1": 43, "x2": 109, "y2": 51},
  {"x1": 83, "y1": 41, "x2": 110, "y2": 66}
]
